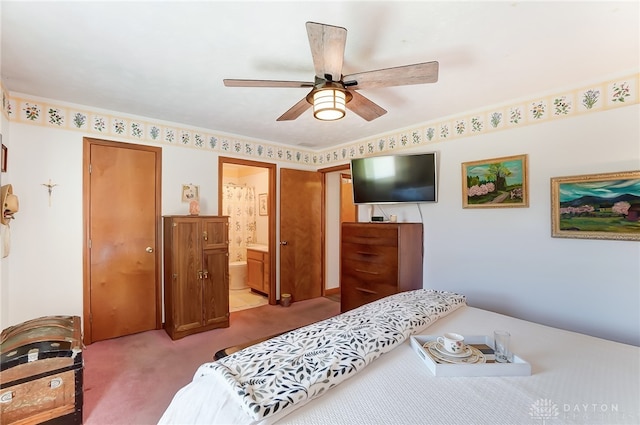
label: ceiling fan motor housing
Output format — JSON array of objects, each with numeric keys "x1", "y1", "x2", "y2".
[{"x1": 306, "y1": 82, "x2": 353, "y2": 120}]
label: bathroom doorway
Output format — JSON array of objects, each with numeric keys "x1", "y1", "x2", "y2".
[{"x1": 218, "y1": 157, "x2": 276, "y2": 311}]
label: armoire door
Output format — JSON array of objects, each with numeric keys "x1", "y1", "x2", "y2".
[
  {"x1": 83, "y1": 138, "x2": 162, "y2": 344},
  {"x1": 202, "y1": 248, "x2": 229, "y2": 327},
  {"x1": 170, "y1": 219, "x2": 204, "y2": 334}
]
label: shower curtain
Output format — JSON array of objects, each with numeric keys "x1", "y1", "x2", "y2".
[{"x1": 223, "y1": 184, "x2": 257, "y2": 262}]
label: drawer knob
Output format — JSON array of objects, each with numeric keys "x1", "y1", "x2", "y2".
[
  {"x1": 0, "y1": 391, "x2": 13, "y2": 403},
  {"x1": 50, "y1": 377, "x2": 63, "y2": 389}
]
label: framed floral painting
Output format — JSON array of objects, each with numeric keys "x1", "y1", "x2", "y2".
[{"x1": 462, "y1": 154, "x2": 529, "y2": 208}]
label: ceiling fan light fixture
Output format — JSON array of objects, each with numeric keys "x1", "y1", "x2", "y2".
[{"x1": 313, "y1": 88, "x2": 347, "y2": 121}]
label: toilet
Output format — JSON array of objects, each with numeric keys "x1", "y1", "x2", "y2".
[{"x1": 229, "y1": 261, "x2": 248, "y2": 290}]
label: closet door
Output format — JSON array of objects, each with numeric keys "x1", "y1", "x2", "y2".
[{"x1": 84, "y1": 138, "x2": 161, "y2": 344}]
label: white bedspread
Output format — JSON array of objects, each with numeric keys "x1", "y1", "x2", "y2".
[
  {"x1": 159, "y1": 302, "x2": 640, "y2": 425},
  {"x1": 281, "y1": 306, "x2": 640, "y2": 425}
]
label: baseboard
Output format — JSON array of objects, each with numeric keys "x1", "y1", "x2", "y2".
[{"x1": 324, "y1": 287, "x2": 340, "y2": 296}]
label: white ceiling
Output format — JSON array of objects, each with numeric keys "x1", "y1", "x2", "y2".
[{"x1": 2, "y1": 1, "x2": 638, "y2": 150}]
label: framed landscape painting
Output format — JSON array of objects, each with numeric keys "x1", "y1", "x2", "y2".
[
  {"x1": 551, "y1": 170, "x2": 640, "y2": 241},
  {"x1": 462, "y1": 154, "x2": 529, "y2": 208}
]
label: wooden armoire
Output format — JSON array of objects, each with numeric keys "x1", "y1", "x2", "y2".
[{"x1": 163, "y1": 215, "x2": 230, "y2": 340}]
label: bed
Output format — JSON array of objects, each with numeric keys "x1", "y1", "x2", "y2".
[{"x1": 159, "y1": 290, "x2": 640, "y2": 425}]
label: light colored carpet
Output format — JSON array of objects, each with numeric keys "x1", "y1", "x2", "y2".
[{"x1": 82, "y1": 297, "x2": 340, "y2": 424}]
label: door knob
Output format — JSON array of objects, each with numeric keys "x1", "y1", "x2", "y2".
[
  {"x1": 280, "y1": 241, "x2": 288, "y2": 246},
  {"x1": 146, "y1": 247, "x2": 154, "y2": 253}
]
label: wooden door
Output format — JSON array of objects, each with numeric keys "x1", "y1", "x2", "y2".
[
  {"x1": 202, "y1": 217, "x2": 229, "y2": 250},
  {"x1": 280, "y1": 168, "x2": 323, "y2": 302},
  {"x1": 169, "y1": 218, "x2": 203, "y2": 334},
  {"x1": 202, "y1": 248, "x2": 230, "y2": 326},
  {"x1": 83, "y1": 138, "x2": 161, "y2": 343},
  {"x1": 201, "y1": 217, "x2": 229, "y2": 326},
  {"x1": 340, "y1": 173, "x2": 357, "y2": 223}
]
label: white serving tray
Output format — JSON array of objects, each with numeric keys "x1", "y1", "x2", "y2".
[{"x1": 410, "y1": 335, "x2": 531, "y2": 377}]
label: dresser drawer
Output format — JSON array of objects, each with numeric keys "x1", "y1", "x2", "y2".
[
  {"x1": 342, "y1": 224, "x2": 399, "y2": 247},
  {"x1": 341, "y1": 258, "x2": 397, "y2": 285},
  {"x1": 341, "y1": 276, "x2": 397, "y2": 311},
  {"x1": 341, "y1": 242, "x2": 398, "y2": 264}
]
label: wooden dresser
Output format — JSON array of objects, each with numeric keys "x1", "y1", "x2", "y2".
[
  {"x1": 340, "y1": 222, "x2": 423, "y2": 312},
  {"x1": 163, "y1": 215, "x2": 230, "y2": 340}
]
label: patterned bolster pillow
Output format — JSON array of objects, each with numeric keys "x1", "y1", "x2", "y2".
[{"x1": 200, "y1": 289, "x2": 467, "y2": 421}]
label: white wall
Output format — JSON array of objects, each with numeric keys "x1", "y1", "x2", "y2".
[
  {"x1": 1, "y1": 125, "x2": 310, "y2": 328},
  {"x1": 5, "y1": 125, "x2": 85, "y2": 327},
  {"x1": 324, "y1": 172, "x2": 341, "y2": 290},
  {"x1": 356, "y1": 105, "x2": 640, "y2": 345},
  {"x1": 2, "y1": 101, "x2": 639, "y2": 346},
  {"x1": 0, "y1": 104, "x2": 9, "y2": 328},
  {"x1": 162, "y1": 144, "x2": 222, "y2": 216}
]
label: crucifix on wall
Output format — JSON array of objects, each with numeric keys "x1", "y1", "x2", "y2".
[{"x1": 42, "y1": 179, "x2": 58, "y2": 206}]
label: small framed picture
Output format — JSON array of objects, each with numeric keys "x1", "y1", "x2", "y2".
[
  {"x1": 181, "y1": 184, "x2": 199, "y2": 202},
  {"x1": 259, "y1": 193, "x2": 268, "y2": 216},
  {"x1": 551, "y1": 170, "x2": 640, "y2": 241},
  {"x1": 461, "y1": 154, "x2": 529, "y2": 208}
]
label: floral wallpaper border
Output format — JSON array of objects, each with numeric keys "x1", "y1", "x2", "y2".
[{"x1": 2, "y1": 73, "x2": 638, "y2": 166}]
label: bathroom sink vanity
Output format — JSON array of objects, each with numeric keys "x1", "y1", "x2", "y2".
[{"x1": 247, "y1": 245, "x2": 269, "y2": 296}]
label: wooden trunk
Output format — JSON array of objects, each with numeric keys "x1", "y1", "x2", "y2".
[{"x1": 0, "y1": 316, "x2": 83, "y2": 424}]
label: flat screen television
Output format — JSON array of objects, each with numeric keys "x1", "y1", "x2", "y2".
[{"x1": 350, "y1": 152, "x2": 438, "y2": 204}]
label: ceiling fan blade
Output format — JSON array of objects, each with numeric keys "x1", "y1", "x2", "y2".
[
  {"x1": 343, "y1": 61, "x2": 439, "y2": 90},
  {"x1": 346, "y1": 91, "x2": 387, "y2": 121},
  {"x1": 224, "y1": 79, "x2": 314, "y2": 88},
  {"x1": 306, "y1": 21, "x2": 347, "y2": 82},
  {"x1": 276, "y1": 96, "x2": 312, "y2": 121}
]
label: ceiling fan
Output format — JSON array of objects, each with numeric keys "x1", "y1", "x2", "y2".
[{"x1": 223, "y1": 21, "x2": 439, "y2": 122}]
